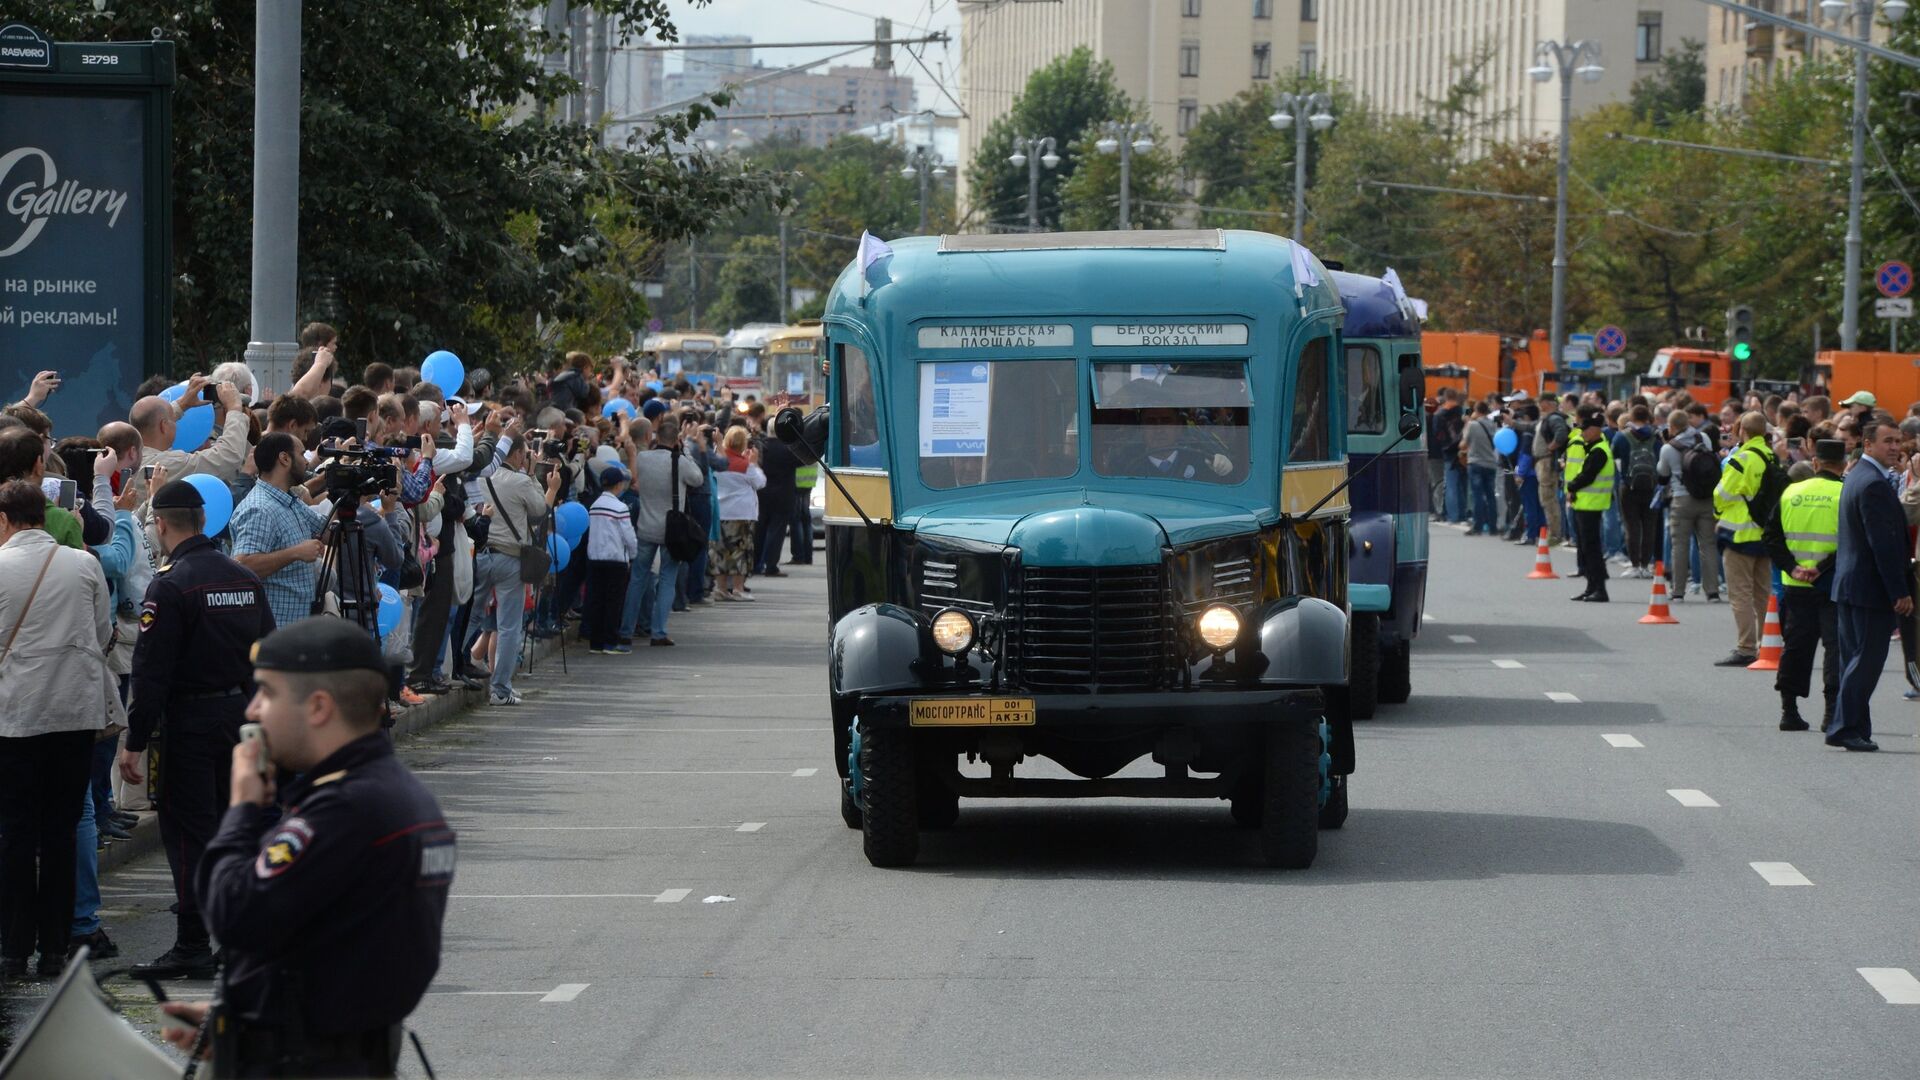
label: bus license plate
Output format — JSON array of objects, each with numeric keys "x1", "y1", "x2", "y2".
[{"x1": 909, "y1": 698, "x2": 1037, "y2": 727}]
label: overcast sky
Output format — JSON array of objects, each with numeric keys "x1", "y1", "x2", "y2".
[{"x1": 664, "y1": 0, "x2": 963, "y2": 117}]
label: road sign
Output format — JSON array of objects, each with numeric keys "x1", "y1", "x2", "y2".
[
  {"x1": 1877, "y1": 260, "x2": 1912, "y2": 299},
  {"x1": 1564, "y1": 333, "x2": 1594, "y2": 371},
  {"x1": 1876, "y1": 297, "x2": 1913, "y2": 318},
  {"x1": 1593, "y1": 357, "x2": 1626, "y2": 376},
  {"x1": 1594, "y1": 325, "x2": 1627, "y2": 356}
]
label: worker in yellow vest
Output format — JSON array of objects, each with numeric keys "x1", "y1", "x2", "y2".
[
  {"x1": 1564, "y1": 408, "x2": 1616, "y2": 602},
  {"x1": 1762, "y1": 439, "x2": 1845, "y2": 732}
]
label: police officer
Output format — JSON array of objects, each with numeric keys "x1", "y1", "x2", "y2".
[
  {"x1": 1765, "y1": 438, "x2": 1846, "y2": 732},
  {"x1": 119, "y1": 480, "x2": 275, "y2": 978},
  {"x1": 1564, "y1": 408, "x2": 1616, "y2": 602},
  {"x1": 161, "y1": 617, "x2": 454, "y2": 1078}
]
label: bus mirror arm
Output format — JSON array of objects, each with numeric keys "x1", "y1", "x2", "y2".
[
  {"x1": 1293, "y1": 411, "x2": 1424, "y2": 523},
  {"x1": 775, "y1": 405, "x2": 875, "y2": 529}
]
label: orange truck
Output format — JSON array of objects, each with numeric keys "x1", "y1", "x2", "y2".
[
  {"x1": 1420, "y1": 329, "x2": 1555, "y2": 401},
  {"x1": 1814, "y1": 350, "x2": 1920, "y2": 406},
  {"x1": 1640, "y1": 347, "x2": 1736, "y2": 405}
]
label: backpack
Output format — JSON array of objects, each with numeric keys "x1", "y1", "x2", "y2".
[
  {"x1": 1680, "y1": 439, "x2": 1721, "y2": 500},
  {"x1": 1742, "y1": 446, "x2": 1791, "y2": 527},
  {"x1": 1624, "y1": 431, "x2": 1660, "y2": 491}
]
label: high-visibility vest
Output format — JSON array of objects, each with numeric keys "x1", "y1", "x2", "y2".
[
  {"x1": 1565, "y1": 435, "x2": 1614, "y2": 511},
  {"x1": 1776, "y1": 473, "x2": 1841, "y2": 588},
  {"x1": 1714, "y1": 437, "x2": 1774, "y2": 544},
  {"x1": 795, "y1": 464, "x2": 819, "y2": 489}
]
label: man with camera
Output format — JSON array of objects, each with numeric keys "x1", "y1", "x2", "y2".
[
  {"x1": 128, "y1": 376, "x2": 251, "y2": 492},
  {"x1": 475, "y1": 433, "x2": 562, "y2": 705},
  {"x1": 121, "y1": 480, "x2": 275, "y2": 979}
]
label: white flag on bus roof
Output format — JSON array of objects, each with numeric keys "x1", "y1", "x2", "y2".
[
  {"x1": 1289, "y1": 240, "x2": 1322, "y2": 295},
  {"x1": 858, "y1": 231, "x2": 893, "y2": 298}
]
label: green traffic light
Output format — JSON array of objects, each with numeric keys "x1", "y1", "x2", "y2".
[{"x1": 1732, "y1": 342, "x2": 1753, "y2": 361}]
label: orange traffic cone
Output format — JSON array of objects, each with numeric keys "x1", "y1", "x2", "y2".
[
  {"x1": 1748, "y1": 594, "x2": 1784, "y2": 670},
  {"x1": 1527, "y1": 527, "x2": 1559, "y2": 580},
  {"x1": 1639, "y1": 561, "x2": 1679, "y2": 624}
]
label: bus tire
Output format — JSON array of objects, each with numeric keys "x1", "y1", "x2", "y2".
[
  {"x1": 1346, "y1": 613, "x2": 1380, "y2": 720},
  {"x1": 1259, "y1": 721, "x2": 1320, "y2": 869},
  {"x1": 859, "y1": 727, "x2": 920, "y2": 867},
  {"x1": 840, "y1": 781, "x2": 863, "y2": 830},
  {"x1": 1318, "y1": 774, "x2": 1349, "y2": 830},
  {"x1": 1379, "y1": 640, "x2": 1412, "y2": 705}
]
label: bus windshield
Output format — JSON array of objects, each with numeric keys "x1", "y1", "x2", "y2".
[
  {"x1": 1091, "y1": 361, "x2": 1251, "y2": 484},
  {"x1": 917, "y1": 359, "x2": 1079, "y2": 489}
]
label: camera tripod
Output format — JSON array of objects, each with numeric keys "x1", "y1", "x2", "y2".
[
  {"x1": 313, "y1": 491, "x2": 382, "y2": 639},
  {"x1": 522, "y1": 501, "x2": 570, "y2": 677}
]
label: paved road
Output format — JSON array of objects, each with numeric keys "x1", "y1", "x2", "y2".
[{"x1": 18, "y1": 526, "x2": 1920, "y2": 1077}]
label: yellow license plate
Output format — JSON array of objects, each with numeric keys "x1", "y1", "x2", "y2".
[{"x1": 909, "y1": 697, "x2": 1037, "y2": 727}]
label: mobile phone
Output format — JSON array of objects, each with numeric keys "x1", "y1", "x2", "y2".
[
  {"x1": 54, "y1": 478, "x2": 77, "y2": 510},
  {"x1": 355, "y1": 417, "x2": 369, "y2": 442},
  {"x1": 201, "y1": 383, "x2": 220, "y2": 404},
  {"x1": 142, "y1": 463, "x2": 156, "y2": 483},
  {"x1": 239, "y1": 723, "x2": 272, "y2": 782},
  {"x1": 534, "y1": 462, "x2": 554, "y2": 487}
]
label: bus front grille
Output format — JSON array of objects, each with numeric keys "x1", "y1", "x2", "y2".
[{"x1": 1008, "y1": 565, "x2": 1171, "y2": 693}]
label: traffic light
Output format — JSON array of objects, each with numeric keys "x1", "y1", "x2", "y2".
[{"x1": 1727, "y1": 304, "x2": 1755, "y2": 362}]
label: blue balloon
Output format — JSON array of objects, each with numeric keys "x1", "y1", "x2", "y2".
[
  {"x1": 376, "y1": 583, "x2": 404, "y2": 637},
  {"x1": 546, "y1": 534, "x2": 572, "y2": 574},
  {"x1": 182, "y1": 473, "x2": 234, "y2": 536},
  {"x1": 173, "y1": 405, "x2": 215, "y2": 452},
  {"x1": 601, "y1": 397, "x2": 637, "y2": 421},
  {"x1": 421, "y1": 350, "x2": 465, "y2": 395},
  {"x1": 554, "y1": 501, "x2": 588, "y2": 547},
  {"x1": 645, "y1": 380, "x2": 664, "y2": 393},
  {"x1": 1493, "y1": 427, "x2": 1519, "y2": 456},
  {"x1": 158, "y1": 381, "x2": 189, "y2": 403}
]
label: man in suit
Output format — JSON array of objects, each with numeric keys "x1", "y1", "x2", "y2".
[{"x1": 1828, "y1": 418, "x2": 1913, "y2": 752}]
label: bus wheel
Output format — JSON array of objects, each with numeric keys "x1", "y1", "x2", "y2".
[
  {"x1": 1346, "y1": 613, "x2": 1380, "y2": 720},
  {"x1": 1379, "y1": 640, "x2": 1412, "y2": 705},
  {"x1": 1259, "y1": 721, "x2": 1320, "y2": 869},
  {"x1": 840, "y1": 781, "x2": 863, "y2": 829},
  {"x1": 859, "y1": 727, "x2": 920, "y2": 867},
  {"x1": 1318, "y1": 774, "x2": 1349, "y2": 830}
]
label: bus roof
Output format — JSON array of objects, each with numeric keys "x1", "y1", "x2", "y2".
[
  {"x1": 765, "y1": 323, "x2": 824, "y2": 345},
  {"x1": 1330, "y1": 269, "x2": 1420, "y2": 340},
  {"x1": 825, "y1": 229, "x2": 1340, "y2": 333},
  {"x1": 642, "y1": 331, "x2": 722, "y2": 350}
]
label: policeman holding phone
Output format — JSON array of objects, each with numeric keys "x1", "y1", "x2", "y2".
[{"x1": 162, "y1": 617, "x2": 454, "y2": 1078}]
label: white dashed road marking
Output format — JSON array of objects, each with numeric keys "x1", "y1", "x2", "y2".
[
  {"x1": 448, "y1": 889, "x2": 692, "y2": 902},
  {"x1": 1667, "y1": 789, "x2": 1720, "y2": 807},
  {"x1": 1602, "y1": 734, "x2": 1644, "y2": 748},
  {"x1": 1858, "y1": 968, "x2": 1920, "y2": 1004},
  {"x1": 1448, "y1": 634, "x2": 1476, "y2": 643},
  {"x1": 1750, "y1": 862, "x2": 1813, "y2": 886},
  {"x1": 1492, "y1": 659, "x2": 1525, "y2": 669},
  {"x1": 540, "y1": 983, "x2": 590, "y2": 1003},
  {"x1": 1544, "y1": 691, "x2": 1580, "y2": 703},
  {"x1": 736, "y1": 822, "x2": 767, "y2": 833},
  {"x1": 792, "y1": 768, "x2": 819, "y2": 777},
  {"x1": 654, "y1": 889, "x2": 692, "y2": 903}
]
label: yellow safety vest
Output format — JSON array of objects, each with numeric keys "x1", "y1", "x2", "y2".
[
  {"x1": 1714, "y1": 436, "x2": 1774, "y2": 544},
  {"x1": 1566, "y1": 435, "x2": 1614, "y2": 511},
  {"x1": 1776, "y1": 474, "x2": 1841, "y2": 588},
  {"x1": 795, "y1": 464, "x2": 819, "y2": 489}
]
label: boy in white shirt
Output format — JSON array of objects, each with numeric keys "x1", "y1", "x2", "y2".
[{"x1": 583, "y1": 465, "x2": 639, "y2": 654}]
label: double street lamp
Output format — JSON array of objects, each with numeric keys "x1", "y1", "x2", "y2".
[
  {"x1": 1008, "y1": 135, "x2": 1060, "y2": 232},
  {"x1": 1529, "y1": 39, "x2": 1604, "y2": 372},
  {"x1": 1095, "y1": 121, "x2": 1155, "y2": 229},
  {"x1": 1268, "y1": 91, "x2": 1336, "y2": 242},
  {"x1": 900, "y1": 145, "x2": 948, "y2": 235}
]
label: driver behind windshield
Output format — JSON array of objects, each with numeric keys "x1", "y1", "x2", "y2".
[{"x1": 1104, "y1": 378, "x2": 1235, "y2": 481}]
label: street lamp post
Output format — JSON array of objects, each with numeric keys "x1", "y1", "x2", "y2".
[
  {"x1": 1825, "y1": 0, "x2": 1910, "y2": 350},
  {"x1": 1529, "y1": 40, "x2": 1605, "y2": 372},
  {"x1": 1267, "y1": 91, "x2": 1335, "y2": 242},
  {"x1": 1095, "y1": 121, "x2": 1155, "y2": 229},
  {"x1": 1008, "y1": 135, "x2": 1061, "y2": 232},
  {"x1": 900, "y1": 145, "x2": 947, "y2": 234}
]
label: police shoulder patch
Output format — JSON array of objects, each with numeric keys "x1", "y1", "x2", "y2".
[
  {"x1": 138, "y1": 601, "x2": 158, "y2": 633},
  {"x1": 255, "y1": 816, "x2": 315, "y2": 879}
]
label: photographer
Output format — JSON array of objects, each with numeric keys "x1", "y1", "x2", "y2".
[
  {"x1": 128, "y1": 376, "x2": 251, "y2": 491},
  {"x1": 231, "y1": 435, "x2": 327, "y2": 629},
  {"x1": 474, "y1": 434, "x2": 562, "y2": 705}
]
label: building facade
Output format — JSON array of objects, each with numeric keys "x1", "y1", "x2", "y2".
[
  {"x1": 1318, "y1": 0, "x2": 1705, "y2": 148},
  {"x1": 957, "y1": 0, "x2": 1312, "y2": 222},
  {"x1": 1704, "y1": 1, "x2": 1893, "y2": 112},
  {"x1": 716, "y1": 65, "x2": 917, "y2": 147}
]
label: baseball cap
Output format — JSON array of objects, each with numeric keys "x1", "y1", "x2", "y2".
[{"x1": 1841, "y1": 390, "x2": 1877, "y2": 408}]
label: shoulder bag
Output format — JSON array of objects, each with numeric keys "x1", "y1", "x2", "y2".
[
  {"x1": 663, "y1": 450, "x2": 705, "y2": 564},
  {"x1": 0, "y1": 546, "x2": 58, "y2": 665},
  {"x1": 486, "y1": 477, "x2": 551, "y2": 582}
]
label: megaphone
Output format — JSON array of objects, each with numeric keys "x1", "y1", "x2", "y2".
[{"x1": 0, "y1": 947, "x2": 180, "y2": 1079}]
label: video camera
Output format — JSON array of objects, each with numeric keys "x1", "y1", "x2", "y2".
[{"x1": 315, "y1": 444, "x2": 406, "y2": 499}]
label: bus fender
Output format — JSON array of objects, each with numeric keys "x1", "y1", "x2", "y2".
[
  {"x1": 830, "y1": 603, "x2": 927, "y2": 696},
  {"x1": 1257, "y1": 596, "x2": 1349, "y2": 686}
]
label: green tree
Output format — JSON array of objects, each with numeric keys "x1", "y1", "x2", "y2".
[
  {"x1": 1422, "y1": 140, "x2": 1563, "y2": 334},
  {"x1": 1056, "y1": 119, "x2": 1181, "y2": 232},
  {"x1": 706, "y1": 235, "x2": 784, "y2": 329},
  {"x1": 1630, "y1": 39, "x2": 1708, "y2": 126},
  {"x1": 965, "y1": 47, "x2": 1131, "y2": 230},
  {"x1": 1181, "y1": 76, "x2": 1357, "y2": 239},
  {"x1": 1304, "y1": 108, "x2": 1453, "y2": 275}
]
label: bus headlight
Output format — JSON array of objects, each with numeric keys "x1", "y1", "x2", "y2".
[
  {"x1": 1196, "y1": 605, "x2": 1241, "y2": 651},
  {"x1": 930, "y1": 608, "x2": 976, "y2": 655}
]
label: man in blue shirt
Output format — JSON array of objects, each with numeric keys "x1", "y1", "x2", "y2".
[{"x1": 230, "y1": 434, "x2": 325, "y2": 628}]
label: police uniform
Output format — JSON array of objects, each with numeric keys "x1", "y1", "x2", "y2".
[
  {"x1": 1564, "y1": 417, "x2": 1616, "y2": 601},
  {"x1": 198, "y1": 618, "x2": 454, "y2": 1079},
  {"x1": 127, "y1": 480, "x2": 275, "y2": 976},
  {"x1": 1764, "y1": 440, "x2": 1845, "y2": 731}
]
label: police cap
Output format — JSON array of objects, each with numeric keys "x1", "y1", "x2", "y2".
[
  {"x1": 150, "y1": 479, "x2": 205, "y2": 510},
  {"x1": 251, "y1": 616, "x2": 388, "y2": 675},
  {"x1": 1814, "y1": 438, "x2": 1847, "y2": 464}
]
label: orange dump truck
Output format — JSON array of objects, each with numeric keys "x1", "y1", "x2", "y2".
[
  {"x1": 1814, "y1": 350, "x2": 1920, "y2": 406},
  {"x1": 1640, "y1": 347, "x2": 1736, "y2": 405},
  {"x1": 1420, "y1": 330, "x2": 1555, "y2": 401}
]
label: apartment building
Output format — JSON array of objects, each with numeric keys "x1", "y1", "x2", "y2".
[
  {"x1": 957, "y1": 0, "x2": 1314, "y2": 219},
  {"x1": 716, "y1": 65, "x2": 918, "y2": 147},
  {"x1": 1705, "y1": 1, "x2": 1894, "y2": 110},
  {"x1": 1318, "y1": 1, "x2": 1704, "y2": 148}
]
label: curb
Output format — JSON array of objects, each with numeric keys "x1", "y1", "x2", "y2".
[{"x1": 98, "y1": 633, "x2": 567, "y2": 877}]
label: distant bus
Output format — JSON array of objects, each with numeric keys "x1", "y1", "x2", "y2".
[
  {"x1": 717, "y1": 323, "x2": 787, "y2": 395},
  {"x1": 639, "y1": 331, "x2": 723, "y2": 384},
  {"x1": 762, "y1": 321, "x2": 825, "y2": 408}
]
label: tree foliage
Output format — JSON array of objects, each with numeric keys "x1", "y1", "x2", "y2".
[{"x1": 964, "y1": 47, "x2": 1131, "y2": 231}]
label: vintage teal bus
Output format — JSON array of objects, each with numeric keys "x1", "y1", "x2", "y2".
[{"x1": 778, "y1": 230, "x2": 1419, "y2": 869}]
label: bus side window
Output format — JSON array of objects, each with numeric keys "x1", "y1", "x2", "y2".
[
  {"x1": 1289, "y1": 337, "x2": 1333, "y2": 463},
  {"x1": 836, "y1": 341, "x2": 882, "y2": 468}
]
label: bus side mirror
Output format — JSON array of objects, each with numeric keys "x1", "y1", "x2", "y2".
[
  {"x1": 1398, "y1": 411, "x2": 1423, "y2": 441},
  {"x1": 774, "y1": 405, "x2": 830, "y2": 464}
]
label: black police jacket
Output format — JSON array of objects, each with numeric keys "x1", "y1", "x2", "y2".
[
  {"x1": 126, "y1": 533, "x2": 275, "y2": 751},
  {"x1": 197, "y1": 732, "x2": 455, "y2": 1034}
]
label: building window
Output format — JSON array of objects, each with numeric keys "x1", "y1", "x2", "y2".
[
  {"x1": 1300, "y1": 0, "x2": 1318, "y2": 20},
  {"x1": 1182, "y1": 0, "x2": 1201, "y2": 15},
  {"x1": 1180, "y1": 40, "x2": 1201, "y2": 77},
  {"x1": 1299, "y1": 44, "x2": 1317, "y2": 77},
  {"x1": 1255, "y1": 0, "x2": 1272, "y2": 17},
  {"x1": 1636, "y1": 14, "x2": 1662, "y2": 61},
  {"x1": 1178, "y1": 99, "x2": 1200, "y2": 135},
  {"x1": 1253, "y1": 43, "x2": 1272, "y2": 79}
]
